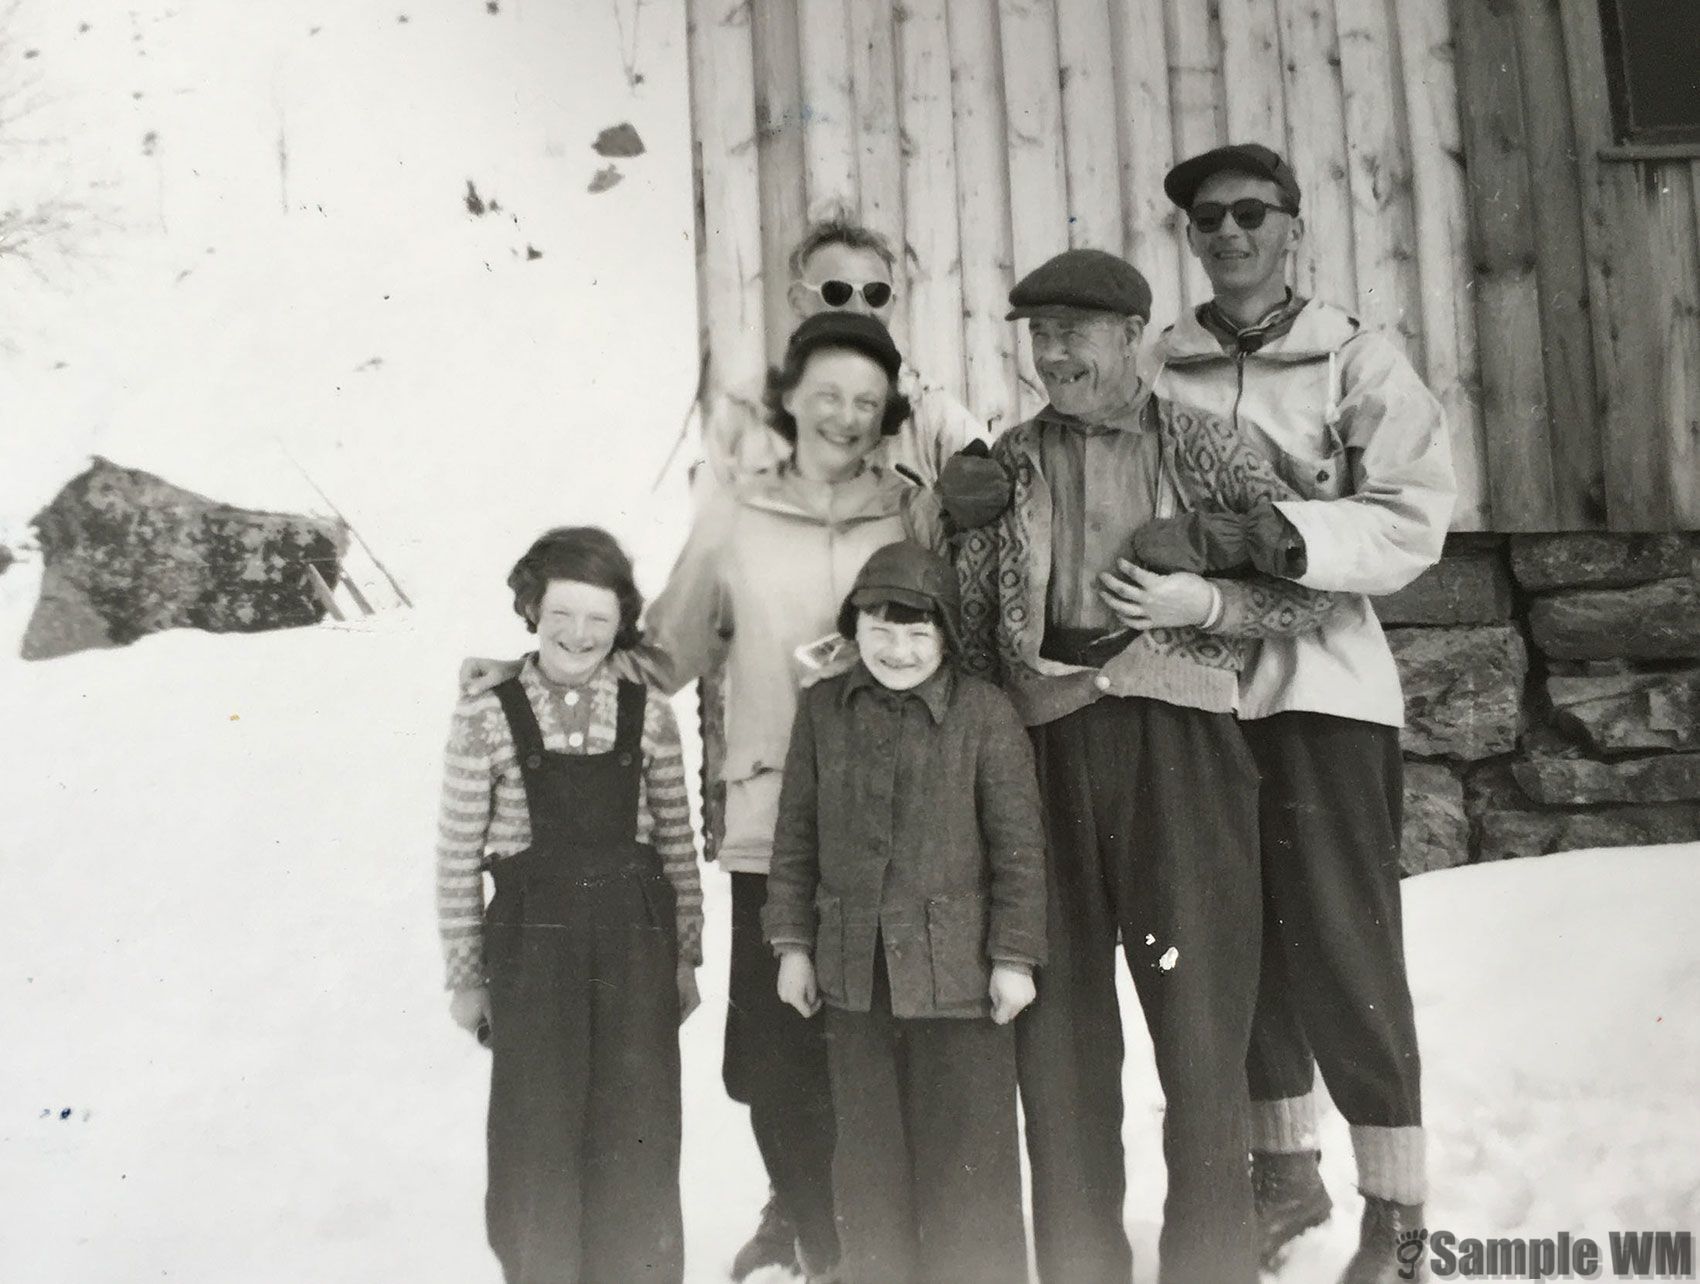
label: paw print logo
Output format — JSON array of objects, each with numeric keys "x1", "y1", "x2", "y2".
[{"x1": 1396, "y1": 1227, "x2": 1429, "y2": 1281}]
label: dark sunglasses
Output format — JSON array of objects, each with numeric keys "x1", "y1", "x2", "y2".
[
  {"x1": 1187, "y1": 198, "x2": 1298, "y2": 233},
  {"x1": 802, "y1": 278, "x2": 895, "y2": 309}
]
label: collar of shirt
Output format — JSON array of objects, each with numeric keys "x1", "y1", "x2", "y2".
[
  {"x1": 1036, "y1": 377, "x2": 1152, "y2": 437},
  {"x1": 838, "y1": 660, "x2": 956, "y2": 725},
  {"x1": 1196, "y1": 290, "x2": 1310, "y2": 354},
  {"x1": 738, "y1": 456, "x2": 907, "y2": 525},
  {"x1": 520, "y1": 653, "x2": 616, "y2": 702}
]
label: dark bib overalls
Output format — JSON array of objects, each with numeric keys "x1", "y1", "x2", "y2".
[{"x1": 484, "y1": 677, "x2": 683, "y2": 1284}]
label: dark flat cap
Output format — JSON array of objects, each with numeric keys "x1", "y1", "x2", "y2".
[
  {"x1": 786, "y1": 311, "x2": 903, "y2": 382},
  {"x1": 1006, "y1": 249, "x2": 1153, "y2": 322},
  {"x1": 1164, "y1": 143, "x2": 1302, "y2": 212}
]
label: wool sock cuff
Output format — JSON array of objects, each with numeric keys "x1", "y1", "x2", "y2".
[
  {"x1": 1250, "y1": 1093, "x2": 1319, "y2": 1153},
  {"x1": 1351, "y1": 1124, "x2": 1428, "y2": 1205}
]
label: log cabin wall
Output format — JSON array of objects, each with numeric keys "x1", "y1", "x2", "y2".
[
  {"x1": 1451, "y1": 0, "x2": 1698, "y2": 532},
  {"x1": 685, "y1": 0, "x2": 1700, "y2": 533}
]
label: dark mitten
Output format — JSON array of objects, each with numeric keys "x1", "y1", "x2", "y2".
[
  {"x1": 1129, "y1": 503, "x2": 1308, "y2": 578},
  {"x1": 935, "y1": 439, "x2": 1013, "y2": 531},
  {"x1": 1244, "y1": 502, "x2": 1308, "y2": 578},
  {"x1": 1128, "y1": 512, "x2": 1248, "y2": 573}
]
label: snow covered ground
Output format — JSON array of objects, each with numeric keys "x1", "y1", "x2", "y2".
[
  {"x1": 2, "y1": 599, "x2": 1696, "y2": 1281},
  {"x1": 3, "y1": 1, "x2": 1697, "y2": 1280}
]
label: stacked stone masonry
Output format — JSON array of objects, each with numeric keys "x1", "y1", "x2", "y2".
[{"x1": 1370, "y1": 533, "x2": 1700, "y2": 874}]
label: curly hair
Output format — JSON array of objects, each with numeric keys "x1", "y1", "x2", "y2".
[
  {"x1": 787, "y1": 212, "x2": 898, "y2": 279},
  {"x1": 763, "y1": 349, "x2": 913, "y2": 445},
  {"x1": 506, "y1": 526, "x2": 643, "y2": 648}
]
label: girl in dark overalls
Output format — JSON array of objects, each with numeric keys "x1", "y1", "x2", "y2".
[{"x1": 434, "y1": 527, "x2": 703, "y2": 1284}]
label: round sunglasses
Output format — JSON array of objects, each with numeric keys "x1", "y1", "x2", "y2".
[
  {"x1": 801, "y1": 278, "x2": 895, "y2": 309},
  {"x1": 1187, "y1": 198, "x2": 1298, "y2": 233}
]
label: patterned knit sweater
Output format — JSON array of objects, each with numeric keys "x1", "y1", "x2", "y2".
[
  {"x1": 955, "y1": 393, "x2": 1342, "y2": 726},
  {"x1": 434, "y1": 656, "x2": 703, "y2": 990}
]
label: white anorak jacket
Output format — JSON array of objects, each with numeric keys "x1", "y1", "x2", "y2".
[{"x1": 1153, "y1": 299, "x2": 1456, "y2": 727}]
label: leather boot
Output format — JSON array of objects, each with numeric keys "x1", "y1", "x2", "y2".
[
  {"x1": 1338, "y1": 1194, "x2": 1428, "y2": 1283},
  {"x1": 731, "y1": 1190, "x2": 800, "y2": 1280},
  {"x1": 1252, "y1": 1149, "x2": 1333, "y2": 1267}
]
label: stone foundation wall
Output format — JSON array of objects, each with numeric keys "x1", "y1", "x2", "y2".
[{"x1": 1375, "y1": 534, "x2": 1700, "y2": 874}]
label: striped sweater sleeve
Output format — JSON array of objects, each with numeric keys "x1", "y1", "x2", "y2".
[
  {"x1": 643, "y1": 695, "x2": 704, "y2": 968},
  {"x1": 435, "y1": 696, "x2": 498, "y2": 990}
]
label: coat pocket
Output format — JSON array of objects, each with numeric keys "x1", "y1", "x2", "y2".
[
  {"x1": 925, "y1": 892, "x2": 991, "y2": 1009},
  {"x1": 814, "y1": 892, "x2": 847, "y2": 1005}
]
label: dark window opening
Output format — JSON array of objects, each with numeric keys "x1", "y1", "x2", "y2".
[{"x1": 1599, "y1": 0, "x2": 1700, "y2": 144}]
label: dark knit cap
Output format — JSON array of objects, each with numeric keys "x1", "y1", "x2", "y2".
[
  {"x1": 837, "y1": 540, "x2": 962, "y2": 656},
  {"x1": 1163, "y1": 143, "x2": 1303, "y2": 212},
  {"x1": 1006, "y1": 249, "x2": 1153, "y2": 322},
  {"x1": 785, "y1": 311, "x2": 903, "y2": 383}
]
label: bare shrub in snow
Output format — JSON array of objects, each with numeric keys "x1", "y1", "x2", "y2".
[{"x1": 0, "y1": 2, "x2": 108, "y2": 280}]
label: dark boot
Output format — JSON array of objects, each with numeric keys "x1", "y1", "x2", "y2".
[
  {"x1": 732, "y1": 1191, "x2": 800, "y2": 1281},
  {"x1": 795, "y1": 1235, "x2": 844, "y2": 1284},
  {"x1": 1338, "y1": 1195, "x2": 1427, "y2": 1284},
  {"x1": 1253, "y1": 1149, "x2": 1333, "y2": 1267}
]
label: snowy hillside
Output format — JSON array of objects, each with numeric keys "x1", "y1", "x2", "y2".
[
  {"x1": 4, "y1": 2, "x2": 1697, "y2": 1282},
  {"x1": 0, "y1": 0, "x2": 701, "y2": 631}
]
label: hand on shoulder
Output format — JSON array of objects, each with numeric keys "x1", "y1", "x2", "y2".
[
  {"x1": 460, "y1": 655, "x2": 522, "y2": 696},
  {"x1": 936, "y1": 439, "x2": 1013, "y2": 532}
]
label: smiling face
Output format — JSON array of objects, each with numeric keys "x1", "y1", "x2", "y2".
[
  {"x1": 1185, "y1": 170, "x2": 1302, "y2": 312},
  {"x1": 1027, "y1": 308, "x2": 1144, "y2": 422},
  {"x1": 790, "y1": 242, "x2": 897, "y2": 325},
  {"x1": 855, "y1": 607, "x2": 944, "y2": 692},
  {"x1": 532, "y1": 579, "x2": 621, "y2": 685},
  {"x1": 782, "y1": 347, "x2": 892, "y2": 482}
]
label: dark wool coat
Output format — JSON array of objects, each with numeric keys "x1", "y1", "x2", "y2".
[{"x1": 762, "y1": 663, "x2": 1046, "y2": 1019}]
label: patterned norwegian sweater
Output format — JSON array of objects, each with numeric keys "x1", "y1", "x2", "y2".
[
  {"x1": 955, "y1": 393, "x2": 1342, "y2": 727},
  {"x1": 434, "y1": 656, "x2": 703, "y2": 989}
]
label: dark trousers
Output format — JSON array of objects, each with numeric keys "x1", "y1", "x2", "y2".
[
  {"x1": 1243, "y1": 712, "x2": 1423, "y2": 1128},
  {"x1": 725, "y1": 871, "x2": 839, "y2": 1264},
  {"x1": 484, "y1": 871, "x2": 683, "y2": 1284},
  {"x1": 1019, "y1": 697, "x2": 1261, "y2": 1284},
  {"x1": 825, "y1": 958, "x2": 1027, "y2": 1284}
]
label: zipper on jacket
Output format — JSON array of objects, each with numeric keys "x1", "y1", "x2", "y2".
[
  {"x1": 828, "y1": 519, "x2": 840, "y2": 603},
  {"x1": 824, "y1": 487, "x2": 841, "y2": 604},
  {"x1": 1232, "y1": 350, "x2": 1247, "y2": 434}
]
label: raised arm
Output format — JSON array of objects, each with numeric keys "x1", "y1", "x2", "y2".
[
  {"x1": 625, "y1": 493, "x2": 736, "y2": 695},
  {"x1": 912, "y1": 383, "x2": 992, "y2": 483},
  {"x1": 698, "y1": 376, "x2": 785, "y2": 490}
]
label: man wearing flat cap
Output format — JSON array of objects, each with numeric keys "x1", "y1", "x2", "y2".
[
  {"x1": 949, "y1": 247, "x2": 1350, "y2": 1284},
  {"x1": 1139, "y1": 143, "x2": 1455, "y2": 1283}
]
